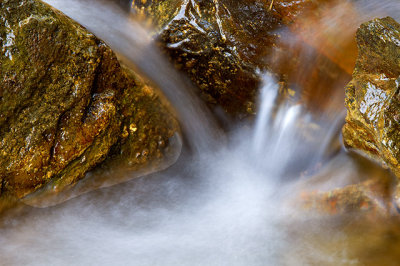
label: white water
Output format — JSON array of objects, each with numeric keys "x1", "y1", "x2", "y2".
[
  {"x1": 2, "y1": 0, "x2": 400, "y2": 265},
  {"x1": 0, "y1": 74, "x2": 357, "y2": 265}
]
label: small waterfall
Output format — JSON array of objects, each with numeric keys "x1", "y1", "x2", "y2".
[
  {"x1": 251, "y1": 74, "x2": 305, "y2": 177},
  {"x1": 43, "y1": 0, "x2": 223, "y2": 154},
  {"x1": 2, "y1": 0, "x2": 400, "y2": 265},
  {"x1": 252, "y1": 74, "x2": 279, "y2": 154}
]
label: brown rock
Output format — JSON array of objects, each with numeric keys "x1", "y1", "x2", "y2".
[
  {"x1": 342, "y1": 17, "x2": 400, "y2": 176},
  {"x1": 133, "y1": 0, "x2": 323, "y2": 116},
  {"x1": 0, "y1": 0, "x2": 179, "y2": 200},
  {"x1": 342, "y1": 16, "x2": 400, "y2": 207}
]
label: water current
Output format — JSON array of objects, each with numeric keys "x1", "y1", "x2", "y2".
[{"x1": 2, "y1": 0, "x2": 400, "y2": 265}]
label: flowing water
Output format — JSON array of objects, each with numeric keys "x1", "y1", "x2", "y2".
[{"x1": 2, "y1": 0, "x2": 400, "y2": 265}]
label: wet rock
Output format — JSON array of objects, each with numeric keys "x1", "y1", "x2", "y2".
[
  {"x1": 133, "y1": 0, "x2": 319, "y2": 116},
  {"x1": 295, "y1": 151, "x2": 396, "y2": 216},
  {"x1": 342, "y1": 17, "x2": 400, "y2": 179},
  {"x1": 0, "y1": 0, "x2": 179, "y2": 199},
  {"x1": 300, "y1": 179, "x2": 391, "y2": 216}
]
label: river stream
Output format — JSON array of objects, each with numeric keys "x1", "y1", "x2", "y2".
[{"x1": 2, "y1": 0, "x2": 400, "y2": 265}]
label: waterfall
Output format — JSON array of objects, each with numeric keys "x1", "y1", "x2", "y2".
[{"x1": 1, "y1": 0, "x2": 400, "y2": 265}]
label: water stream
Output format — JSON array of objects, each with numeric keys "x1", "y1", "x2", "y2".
[{"x1": 2, "y1": 0, "x2": 400, "y2": 265}]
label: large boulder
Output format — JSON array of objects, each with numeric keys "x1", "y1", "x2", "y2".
[
  {"x1": 0, "y1": 0, "x2": 179, "y2": 200},
  {"x1": 342, "y1": 17, "x2": 400, "y2": 176},
  {"x1": 132, "y1": 0, "x2": 324, "y2": 116}
]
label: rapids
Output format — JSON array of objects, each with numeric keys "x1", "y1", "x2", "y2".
[{"x1": 2, "y1": 0, "x2": 400, "y2": 265}]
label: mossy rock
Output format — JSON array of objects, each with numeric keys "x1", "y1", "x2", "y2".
[{"x1": 0, "y1": 0, "x2": 180, "y2": 200}]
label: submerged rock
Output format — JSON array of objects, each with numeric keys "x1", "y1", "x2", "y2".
[
  {"x1": 133, "y1": 0, "x2": 319, "y2": 115},
  {"x1": 342, "y1": 17, "x2": 400, "y2": 176},
  {"x1": 300, "y1": 179, "x2": 391, "y2": 216},
  {"x1": 0, "y1": 0, "x2": 179, "y2": 200}
]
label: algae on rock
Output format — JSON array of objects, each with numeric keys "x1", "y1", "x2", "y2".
[{"x1": 0, "y1": 0, "x2": 179, "y2": 200}]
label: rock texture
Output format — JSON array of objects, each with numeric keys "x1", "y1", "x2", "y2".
[
  {"x1": 0, "y1": 0, "x2": 179, "y2": 199},
  {"x1": 342, "y1": 17, "x2": 400, "y2": 177},
  {"x1": 133, "y1": 0, "x2": 322, "y2": 116}
]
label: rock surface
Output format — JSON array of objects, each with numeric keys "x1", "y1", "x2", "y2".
[
  {"x1": 342, "y1": 17, "x2": 400, "y2": 178},
  {"x1": 133, "y1": 0, "x2": 322, "y2": 116},
  {"x1": 0, "y1": 0, "x2": 179, "y2": 199}
]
